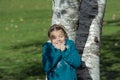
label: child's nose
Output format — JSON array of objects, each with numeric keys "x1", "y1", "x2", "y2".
[{"x1": 57, "y1": 37, "x2": 61, "y2": 41}]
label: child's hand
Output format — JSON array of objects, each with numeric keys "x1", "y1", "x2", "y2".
[
  {"x1": 53, "y1": 43, "x2": 61, "y2": 50},
  {"x1": 53, "y1": 42, "x2": 65, "y2": 51},
  {"x1": 60, "y1": 43, "x2": 65, "y2": 51}
]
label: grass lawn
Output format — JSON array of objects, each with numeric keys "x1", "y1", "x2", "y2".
[
  {"x1": 101, "y1": 0, "x2": 120, "y2": 80},
  {"x1": 0, "y1": 0, "x2": 120, "y2": 80},
  {"x1": 0, "y1": 0, "x2": 51, "y2": 80}
]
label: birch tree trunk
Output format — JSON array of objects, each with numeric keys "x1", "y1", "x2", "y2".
[
  {"x1": 51, "y1": 0, "x2": 106, "y2": 80},
  {"x1": 52, "y1": 0, "x2": 80, "y2": 41},
  {"x1": 75, "y1": 0, "x2": 106, "y2": 80}
]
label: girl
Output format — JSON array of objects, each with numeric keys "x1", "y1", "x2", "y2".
[{"x1": 42, "y1": 24, "x2": 81, "y2": 80}]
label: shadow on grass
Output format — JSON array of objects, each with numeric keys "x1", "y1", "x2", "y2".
[
  {"x1": 6, "y1": 40, "x2": 46, "y2": 80},
  {"x1": 10, "y1": 40, "x2": 45, "y2": 54},
  {"x1": 0, "y1": 63, "x2": 45, "y2": 80},
  {"x1": 11, "y1": 40, "x2": 43, "y2": 49},
  {"x1": 19, "y1": 63, "x2": 45, "y2": 80},
  {"x1": 104, "y1": 19, "x2": 120, "y2": 26},
  {"x1": 100, "y1": 31, "x2": 120, "y2": 80}
]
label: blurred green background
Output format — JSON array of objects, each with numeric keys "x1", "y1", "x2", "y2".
[{"x1": 0, "y1": 0, "x2": 119, "y2": 80}]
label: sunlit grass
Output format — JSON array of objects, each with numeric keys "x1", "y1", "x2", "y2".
[
  {"x1": 0, "y1": 0, "x2": 120, "y2": 80},
  {"x1": 0, "y1": 0, "x2": 51, "y2": 80}
]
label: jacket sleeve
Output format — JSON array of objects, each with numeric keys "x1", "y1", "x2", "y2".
[
  {"x1": 42, "y1": 43, "x2": 62, "y2": 72},
  {"x1": 62, "y1": 40, "x2": 81, "y2": 68}
]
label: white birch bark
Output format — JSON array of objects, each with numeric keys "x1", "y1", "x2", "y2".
[
  {"x1": 76, "y1": 0, "x2": 106, "y2": 80},
  {"x1": 52, "y1": 0, "x2": 80, "y2": 41},
  {"x1": 51, "y1": 0, "x2": 106, "y2": 80}
]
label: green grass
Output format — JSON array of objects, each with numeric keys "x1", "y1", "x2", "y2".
[
  {"x1": 0, "y1": 0, "x2": 51, "y2": 80},
  {"x1": 100, "y1": 0, "x2": 120, "y2": 80},
  {"x1": 104, "y1": 0, "x2": 120, "y2": 21},
  {"x1": 0, "y1": 0, "x2": 120, "y2": 80}
]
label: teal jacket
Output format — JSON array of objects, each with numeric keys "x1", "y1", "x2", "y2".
[{"x1": 42, "y1": 39, "x2": 81, "y2": 80}]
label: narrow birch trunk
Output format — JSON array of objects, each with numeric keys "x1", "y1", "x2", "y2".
[
  {"x1": 75, "y1": 0, "x2": 106, "y2": 80},
  {"x1": 52, "y1": 0, "x2": 80, "y2": 41}
]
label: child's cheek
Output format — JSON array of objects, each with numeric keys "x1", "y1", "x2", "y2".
[
  {"x1": 52, "y1": 40, "x2": 57, "y2": 44},
  {"x1": 62, "y1": 41, "x2": 65, "y2": 44}
]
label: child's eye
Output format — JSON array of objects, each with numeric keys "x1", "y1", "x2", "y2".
[{"x1": 50, "y1": 35, "x2": 56, "y2": 40}]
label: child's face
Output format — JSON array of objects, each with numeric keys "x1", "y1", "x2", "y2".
[{"x1": 49, "y1": 30, "x2": 66, "y2": 45}]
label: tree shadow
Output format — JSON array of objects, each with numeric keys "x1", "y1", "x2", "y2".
[
  {"x1": 100, "y1": 31, "x2": 120, "y2": 80},
  {"x1": 104, "y1": 19, "x2": 120, "y2": 26},
  {"x1": 1, "y1": 63, "x2": 45, "y2": 80},
  {"x1": 20, "y1": 63, "x2": 45, "y2": 80},
  {"x1": 7, "y1": 40, "x2": 46, "y2": 79},
  {"x1": 10, "y1": 40, "x2": 44, "y2": 54},
  {"x1": 75, "y1": 0, "x2": 98, "y2": 80}
]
